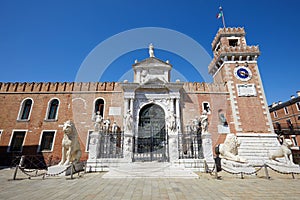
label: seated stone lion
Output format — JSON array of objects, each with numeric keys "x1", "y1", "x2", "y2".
[
  {"x1": 58, "y1": 120, "x2": 82, "y2": 166},
  {"x1": 269, "y1": 138, "x2": 294, "y2": 165},
  {"x1": 218, "y1": 133, "x2": 247, "y2": 163}
]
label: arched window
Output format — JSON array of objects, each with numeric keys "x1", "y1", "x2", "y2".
[
  {"x1": 46, "y1": 99, "x2": 59, "y2": 120},
  {"x1": 94, "y1": 98, "x2": 104, "y2": 117},
  {"x1": 18, "y1": 98, "x2": 33, "y2": 120}
]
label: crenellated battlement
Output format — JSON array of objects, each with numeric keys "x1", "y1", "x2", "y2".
[
  {"x1": 183, "y1": 82, "x2": 228, "y2": 93},
  {"x1": 0, "y1": 82, "x2": 121, "y2": 93},
  {"x1": 211, "y1": 27, "x2": 246, "y2": 50}
]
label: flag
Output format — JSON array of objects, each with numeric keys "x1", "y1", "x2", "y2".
[
  {"x1": 216, "y1": 7, "x2": 223, "y2": 19},
  {"x1": 216, "y1": 11, "x2": 223, "y2": 19}
]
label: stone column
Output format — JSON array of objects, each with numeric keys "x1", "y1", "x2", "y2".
[
  {"x1": 123, "y1": 98, "x2": 133, "y2": 162},
  {"x1": 130, "y1": 98, "x2": 134, "y2": 114},
  {"x1": 175, "y1": 98, "x2": 181, "y2": 131}
]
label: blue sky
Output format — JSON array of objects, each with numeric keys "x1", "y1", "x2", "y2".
[{"x1": 0, "y1": 0, "x2": 299, "y2": 105}]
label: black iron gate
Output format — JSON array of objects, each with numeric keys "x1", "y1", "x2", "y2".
[{"x1": 133, "y1": 104, "x2": 168, "y2": 162}]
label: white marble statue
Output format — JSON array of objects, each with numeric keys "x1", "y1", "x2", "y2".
[
  {"x1": 190, "y1": 117, "x2": 199, "y2": 132},
  {"x1": 59, "y1": 120, "x2": 82, "y2": 166},
  {"x1": 199, "y1": 110, "x2": 208, "y2": 134},
  {"x1": 103, "y1": 119, "x2": 111, "y2": 132},
  {"x1": 94, "y1": 111, "x2": 103, "y2": 132},
  {"x1": 218, "y1": 133, "x2": 247, "y2": 163},
  {"x1": 149, "y1": 43, "x2": 155, "y2": 57},
  {"x1": 124, "y1": 110, "x2": 133, "y2": 132},
  {"x1": 269, "y1": 138, "x2": 295, "y2": 165},
  {"x1": 167, "y1": 111, "x2": 176, "y2": 133},
  {"x1": 112, "y1": 121, "x2": 118, "y2": 133}
]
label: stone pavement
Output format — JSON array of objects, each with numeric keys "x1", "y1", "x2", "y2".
[{"x1": 1, "y1": 167, "x2": 300, "y2": 200}]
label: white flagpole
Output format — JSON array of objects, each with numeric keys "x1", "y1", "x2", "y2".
[{"x1": 219, "y1": 6, "x2": 226, "y2": 28}]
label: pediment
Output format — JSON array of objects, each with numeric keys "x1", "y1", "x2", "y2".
[
  {"x1": 133, "y1": 57, "x2": 172, "y2": 69},
  {"x1": 143, "y1": 77, "x2": 166, "y2": 85}
]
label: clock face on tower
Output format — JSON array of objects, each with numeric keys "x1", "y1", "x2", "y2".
[{"x1": 234, "y1": 66, "x2": 252, "y2": 81}]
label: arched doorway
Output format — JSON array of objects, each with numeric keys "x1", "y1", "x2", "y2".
[{"x1": 133, "y1": 104, "x2": 168, "y2": 162}]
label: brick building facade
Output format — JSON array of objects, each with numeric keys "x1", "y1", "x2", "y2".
[
  {"x1": 0, "y1": 27, "x2": 278, "y2": 168},
  {"x1": 269, "y1": 92, "x2": 300, "y2": 163}
]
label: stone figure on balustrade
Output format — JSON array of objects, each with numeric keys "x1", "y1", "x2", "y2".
[{"x1": 124, "y1": 110, "x2": 133, "y2": 132}]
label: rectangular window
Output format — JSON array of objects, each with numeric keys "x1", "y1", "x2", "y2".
[
  {"x1": 39, "y1": 131, "x2": 55, "y2": 152},
  {"x1": 273, "y1": 111, "x2": 278, "y2": 118},
  {"x1": 284, "y1": 107, "x2": 289, "y2": 115},
  {"x1": 86, "y1": 130, "x2": 93, "y2": 152},
  {"x1": 296, "y1": 102, "x2": 300, "y2": 111},
  {"x1": 291, "y1": 135, "x2": 298, "y2": 146},
  {"x1": 286, "y1": 119, "x2": 293, "y2": 130},
  {"x1": 9, "y1": 131, "x2": 26, "y2": 152}
]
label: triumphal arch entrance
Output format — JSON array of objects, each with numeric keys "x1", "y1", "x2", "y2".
[{"x1": 134, "y1": 103, "x2": 167, "y2": 162}]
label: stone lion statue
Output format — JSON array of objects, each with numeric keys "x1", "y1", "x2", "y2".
[
  {"x1": 218, "y1": 133, "x2": 247, "y2": 163},
  {"x1": 58, "y1": 120, "x2": 82, "y2": 166},
  {"x1": 269, "y1": 138, "x2": 294, "y2": 165}
]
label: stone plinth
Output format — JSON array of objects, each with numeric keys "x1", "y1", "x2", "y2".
[
  {"x1": 265, "y1": 160, "x2": 300, "y2": 173},
  {"x1": 202, "y1": 132, "x2": 214, "y2": 162},
  {"x1": 88, "y1": 131, "x2": 101, "y2": 160},
  {"x1": 168, "y1": 133, "x2": 179, "y2": 162},
  {"x1": 221, "y1": 159, "x2": 256, "y2": 174},
  {"x1": 123, "y1": 132, "x2": 133, "y2": 161},
  {"x1": 48, "y1": 165, "x2": 70, "y2": 176}
]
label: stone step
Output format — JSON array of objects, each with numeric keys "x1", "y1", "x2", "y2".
[
  {"x1": 237, "y1": 133, "x2": 281, "y2": 165},
  {"x1": 102, "y1": 162, "x2": 199, "y2": 178}
]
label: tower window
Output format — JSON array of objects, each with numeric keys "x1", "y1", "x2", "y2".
[
  {"x1": 39, "y1": 131, "x2": 55, "y2": 152},
  {"x1": 18, "y1": 98, "x2": 33, "y2": 121},
  {"x1": 46, "y1": 99, "x2": 59, "y2": 120},
  {"x1": 229, "y1": 39, "x2": 239, "y2": 47},
  {"x1": 8, "y1": 131, "x2": 26, "y2": 152}
]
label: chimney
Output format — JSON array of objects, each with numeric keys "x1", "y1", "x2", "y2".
[
  {"x1": 297, "y1": 91, "x2": 300, "y2": 97},
  {"x1": 278, "y1": 101, "x2": 282, "y2": 104},
  {"x1": 291, "y1": 95, "x2": 295, "y2": 99}
]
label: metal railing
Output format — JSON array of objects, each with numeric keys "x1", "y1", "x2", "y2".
[
  {"x1": 178, "y1": 127, "x2": 204, "y2": 159},
  {"x1": 94, "y1": 130, "x2": 124, "y2": 159}
]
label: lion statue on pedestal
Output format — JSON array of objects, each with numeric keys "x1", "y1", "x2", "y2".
[
  {"x1": 58, "y1": 120, "x2": 82, "y2": 166},
  {"x1": 269, "y1": 138, "x2": 294, "y2": 165},
  {"x1": 218, "y1": 133, "x2": 247, "y2": 163}
]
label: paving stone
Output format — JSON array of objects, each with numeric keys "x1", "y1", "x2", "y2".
[{"x1": 1, "y1": 168, "x2": 300, "y2": 199}]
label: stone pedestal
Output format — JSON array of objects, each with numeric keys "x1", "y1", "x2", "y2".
[
  {"x1": 202, "y1": 132, "x2": 214, "y2": 162},
  {"x1": 88, "y1": 131, "x2": 101, "y2": 160},
  {"x1": 168, "y1": 133, "x2": 179, "y2": 162},
  {"x1": 221, "y1": 159, "x2": 256, "y2": 174},
  {"x1": 123, "y1": 132, "x2": 133, "y2": 161},
  {"x1": 48, "y1": 165, "x2": 69, "y2": 176},
  {"x1": 265, "y1": 160, "x2": 300, "y2": 173}
]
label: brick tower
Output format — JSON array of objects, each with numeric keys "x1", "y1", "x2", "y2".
[{"x1": 208, "y1": 27, "x2": 278, "y2": 164}]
